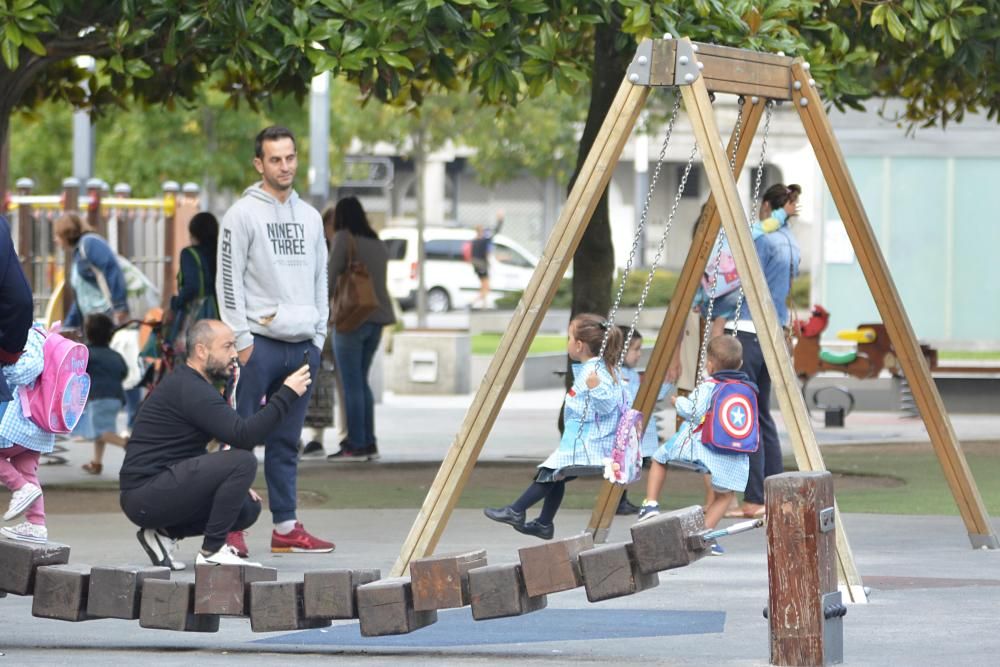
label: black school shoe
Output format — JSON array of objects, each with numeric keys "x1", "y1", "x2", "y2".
[
  {"x1": 616, "y1": 497, "x2": 641, "y2": 516},
  {"x1": 326, "y1": 447, "x2": 367, "y2": 462},
  {"x1": 515, "y1": 519, "x2": 554, "y2": 540},
  {"x1": 483, "y1": 505, "x2": 525, "y2": 529}
]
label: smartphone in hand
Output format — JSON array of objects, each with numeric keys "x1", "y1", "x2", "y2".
[{"x1": 301, "y1": 350, "x2": 311, "y2": 373}]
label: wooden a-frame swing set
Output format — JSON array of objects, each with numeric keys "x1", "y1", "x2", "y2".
[{"x1": 388, "y1": 37, "x2": 999, "y2": 604}]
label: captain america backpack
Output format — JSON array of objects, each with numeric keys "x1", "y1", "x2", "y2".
[{"x1": 699, "y1": 379, "x2": 759, "y2": 454}]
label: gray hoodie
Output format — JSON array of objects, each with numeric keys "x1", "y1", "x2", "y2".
[{"x1": 217, "y1": 183, "x2": 329, "y2": 351}]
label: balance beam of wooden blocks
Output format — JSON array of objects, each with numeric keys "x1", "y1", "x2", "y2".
[
  {"x1": 579, "y1": 542, "x2": 659, "y2": 602},
  {"x1": 0, "y1": 540, "x2": 71, "y2": 595},
  {"x1": 249, "y1": 581, "x2": 333, "y2": 632},
  {"x1": 356, "y1": 577, "x2": 437, "y2": 636},
  {"x1": 518, "y1": 533, "x2": 594, "y2": 597},
  {"x1": 630, "y1": 506, "x2": 707, "y2": 573},
  {"x1": 409, "y1": 549, "x2": 487, "y2": 611},
  {"x1": 302, "y1": 568, "x2": 381, "y2": 620},
  {"x1": 468, "y1": 562, "x2": 547, "y2": 620},
  {"x1": 140, "y1": 580, "x2": 220, "y2": 632},
  {"x1": 87, "y1": 565, "x2": 171, "y2": 619},
  {"x1": 31, "y1": 564, "x2": 94, "y2": 622},
  {"x1": 193, "y1": 563, "x2": 278, "y2": 616}
]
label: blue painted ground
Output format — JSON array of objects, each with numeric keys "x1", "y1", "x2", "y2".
[{"x1": 257, "y1": 608, "x2": 725, "y2": 648}]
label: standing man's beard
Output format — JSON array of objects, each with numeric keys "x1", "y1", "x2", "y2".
[{"x1": 205, "y1": 353, "x2": 237, "y2": 383}]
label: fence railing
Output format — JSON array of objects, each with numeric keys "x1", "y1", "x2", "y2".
[{"x1": 4, "y1": 177, "x2": 200, "y2": 320}]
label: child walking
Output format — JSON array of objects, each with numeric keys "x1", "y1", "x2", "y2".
[
  {"x1": 79, "y1": 314, "x2": 128, "y2": 475},
  {"x1": 616, "y1": 326, "x2": 673, "y2": 515},
  {"x1": 0, "y1": 327, "x2": 54, "y2": 543},
  {"x1": 637, "y1": 335, "x2": 757, "y2": 553},
  {"x1": 484, "y1": 314, "x2": 624, "y2": 540}
]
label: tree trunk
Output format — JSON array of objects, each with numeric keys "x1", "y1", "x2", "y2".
[{"x1": 567, "y1": 19, "x2": 634, "y2": 319}]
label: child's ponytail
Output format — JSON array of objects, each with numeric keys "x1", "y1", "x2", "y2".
[{"x1": 571, "y1": 313, "x2": 624, "y2": 376}]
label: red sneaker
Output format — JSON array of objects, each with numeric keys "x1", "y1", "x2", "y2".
[
  {"x1": 271, "y1": 522, "x2": 335, "y2": 553},
  {"x1": 226, "y1": 530, "x2": 249, "y2": 558}
]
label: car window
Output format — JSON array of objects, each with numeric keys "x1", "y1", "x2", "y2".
[
  {"x1": 384, "y1": 238, "x2": 407, "y2": 260},
  {"x1": 425, "y1": 239, "x2": 466, "y2": 261},
  {"x1": 494, "y1": 243, "x2": 533, "y2": 268}
]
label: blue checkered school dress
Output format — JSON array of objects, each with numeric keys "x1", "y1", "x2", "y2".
[
  {"x1": 620, "y1": 366, "x2": 672, "y2": 458},
  {"x1": 537, "y1": 359, "x2": 625, "y2": 481},
  {"x1": 652, "y1": 379, "x2": 749, "y2": 492}
]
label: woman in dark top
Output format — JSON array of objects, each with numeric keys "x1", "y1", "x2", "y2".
[
  {"x1": 325, "y1": 197, "x2": 396, "y2": 462},
  {"x1": 168, "y1": 212, "x2": 219, "y2": 352}
]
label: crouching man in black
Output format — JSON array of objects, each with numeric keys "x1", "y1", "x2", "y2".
[{"x1": 119, "y1": 319, "x2": 311, "y2": 569}]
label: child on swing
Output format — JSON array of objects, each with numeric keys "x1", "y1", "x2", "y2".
[
  {"x1": 484, "y1": 313, "x2": 624, "y2": 540},
  {"x1": 616, "y1": 326, "x2": 674, "y2": 515},
  {"x1": 636, "y1": 335, "x2": 757, "y2": 554}
]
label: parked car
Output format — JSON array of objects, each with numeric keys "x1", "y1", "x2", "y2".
[{"x1": 381, "y1": 226, "x2": 538, "y2": 312}]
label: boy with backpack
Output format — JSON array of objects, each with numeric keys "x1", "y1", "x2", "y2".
[
  {"x1": 0, "y1": 328, "x2": 56, "y2": 543},
  {"x1": 636, "y1": 335, "x2": 758, "y2": 553}
]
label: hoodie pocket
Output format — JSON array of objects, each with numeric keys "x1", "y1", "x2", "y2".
[{"x1": 261, "y1": 303, "x2": 319, "y2": 341}]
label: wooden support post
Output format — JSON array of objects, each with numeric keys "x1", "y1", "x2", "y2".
[
  {"x1": 587, "y1": 94, "x2": 766, "y2": 541},
  {"x1": 678, "y1": 39, "x2": 865, "y2": 602},
  {"x1": 390, "y1": 75, "x2": 650, "y2": 577},
  {"x1": 791, "y1": 63, "x2": 998, "y2": 550},
  {"x1": 766, "y1": 472, "x2": 843, "y2": 666}
]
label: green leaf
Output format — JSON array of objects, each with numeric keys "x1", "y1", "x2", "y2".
[
  {"x1": 1, "y1": 39, "x2": 19, "y2": 69},
  {"x1": 630, "y1": 3, "x2": 651, "y2": 29},
  {"x1": 885, "y1": 8, "x2": 906, "y2": 40},
  {"x1": 293, "y1": 7, "x2": 309, "y2": 33},
  {"x1": 108, "y1": 54, "x2": 124, "y2": 73},
  {"x1": 20, "y1": 31, "x2": 45, "y2": 56},
  {"x1": 115, "y1": 20, "x2": 129, "y2": 44},
  {"x1": 342, "y1": 33, "x2": 364, "y2": 53},
  {"x1": 246, "y1": 41, "x2": 278, "y2": 63},
  {"x1": 383, "y1": 52, "x2": 414, "y2": 70},
  {"x1": 177, "y1": 14, "x2": 200, "y2": 32},
  {"x1": 5, "y1": 23, "x2": 23, "y2": 47},
  {"x1": 126, "y1": 59, "x2": 154, "y2": 79}
]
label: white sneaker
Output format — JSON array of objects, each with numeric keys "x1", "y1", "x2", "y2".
[
  {"x1": 196, "y1": 544, "x2": 262, "y2": 567},
  {"x1": 1, "y1": 521, "x2": 48, "y2": 543},
  {"x1": 136, "y1": 528, "x2": 186, "y2": 571},
  {"x1": 4, "y1": 482, "x2": 42, "y2": 521}
]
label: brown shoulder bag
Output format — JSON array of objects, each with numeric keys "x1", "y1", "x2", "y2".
[{"x1": 331, "y1": 234, "x2": 379, "y2": 333}]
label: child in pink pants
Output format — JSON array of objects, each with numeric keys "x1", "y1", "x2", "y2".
[{"x1": 1, "y1": 328, "x2": 52, "y2": 543}]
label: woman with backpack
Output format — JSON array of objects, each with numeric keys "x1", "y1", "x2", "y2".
[
  {"x1": 167, "y1": 212, "x2": 220, "y2": 354},
  {"x1": 54, "y1": 212, "x2": 130, "y2": 329}
]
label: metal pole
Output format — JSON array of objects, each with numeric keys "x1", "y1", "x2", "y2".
[{"x1": 308, "y1": 71, "x2": 331, "y2": 210}]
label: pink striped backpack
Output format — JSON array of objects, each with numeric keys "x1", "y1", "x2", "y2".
[{"x1": 19, "y1": 325, "x2": 91, "y2": 433}]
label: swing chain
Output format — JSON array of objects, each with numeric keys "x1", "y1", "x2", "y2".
[
  {"x1": 572, "y1": 94, "x2": 683, "y2": 465},
  {"x1": 731, "y1": 99, "x2": 775, "y2": 326}
]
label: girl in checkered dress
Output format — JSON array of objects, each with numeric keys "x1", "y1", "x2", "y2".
[
  {"x1": 484, "y1": 313, "x2": 624, "y2": 540},
  {"x1": 637, "y1": 335, "x2": 756, "y2": 533}
]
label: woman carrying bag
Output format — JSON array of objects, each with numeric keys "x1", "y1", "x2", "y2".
[
  {"x1": 55, "y1": 212, "x2": 130, "y2": 329},
  {"x1": 167, "y1": 212, "x2": 220, "y2": 355},
  {"x1": 325, "y1": 197, "x2": 395, "y2": 462}
]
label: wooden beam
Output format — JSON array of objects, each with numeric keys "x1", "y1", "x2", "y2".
[
  {"x1": 586, "y1": 98, "x2": 766, "y2": 541},
  {"x1": 791, "y1": 62, "x2": 998, "y2": 549},
  {"x1": 389, "y1": 76, "x2": 650, "y2": 576},
  {"x1": 679, "y1": 40, "x2": 866, "y2": 602},
  {"x1": 648, "y1": 40, "x2": 793, "y2": 100}
]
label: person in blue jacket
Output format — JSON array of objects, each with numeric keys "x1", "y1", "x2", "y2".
[{"x1": 54, "y1": 212, "x2": 129, "y2": 328}]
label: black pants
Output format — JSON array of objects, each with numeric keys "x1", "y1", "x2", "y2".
[
  {"x1": 120, "y1": 449, "x2": 261, "y2": 553},
  {"x1": 735, "y1": 330, "x2": 782, "y2": 505}
]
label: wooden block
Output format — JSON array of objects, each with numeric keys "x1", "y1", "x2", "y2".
[
  {"x1": 32, "y1": 564, "x2": 94, "y2": 621},
  {"x1": 580, "y1": 542, "x2": 659, "y2": 602},
  {"x1": 140, "y1": 580, "x2": 220, "y2": 632},
  {"x1": 410, "y1": 549, "x2": 487, "y2": 611},
  {"x1": 193, "y1": 563, "x2": 277, "y2": 616},
  {"x1": 0, "y1": 540, "x2": 71, "y2": 595},
  {"x1": 87, "y1": 565, "x2": 171, "y2": 619},
  {"x1": 630, "y1": 506, "x2": 707, "y2": 574},
  {"x1": 469, "y1": 563, "x2": 547, "y2": 621},
  {"x1": 356, "y1": 577, "x2": 437, "y2": 636},
  {"x1": 518, "y1": 533, "x2": 594, "y2": 597},
  {"x1": 249, "y1": 581, "x2": 332, "y2": 632},
  {"x1": 302, "y1": 568, "x2": 380, "y2": 619}
]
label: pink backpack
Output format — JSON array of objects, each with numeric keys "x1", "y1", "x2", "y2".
[
  {"x1": 605, "y1": 405, "x2": 644, "y2": 485},
  {"x1": 18, "y1": 325, "x2": 91, "y2": 433}
]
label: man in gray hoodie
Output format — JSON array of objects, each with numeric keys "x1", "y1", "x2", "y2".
[{"x1": 217, "y1": 125, "x2": 334, "y2": 554}]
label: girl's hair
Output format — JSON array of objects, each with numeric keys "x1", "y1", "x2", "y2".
[
  {"x1": 188, "y1": 212, "x2": 219, "y2": 275},
  {"x1": 761, "y1": 183, "x2": 802, "y2": 212},
  {"x1": 84, "y1": 313, "x2": 114, "y2": 347},
  {"x1": 617, "y1": 324, "x2": 642, "y2": 345},
  {"x1": 333, "y1": 196, "x2": 379, "y2": 239},
  {"x1": 572, "y1": 313, "x2": 623, "y2": 373},
  {"x1": 54, "y1": 212, "x2": 93, "y2": 246}
]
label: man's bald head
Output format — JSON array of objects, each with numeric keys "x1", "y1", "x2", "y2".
[
  {"x1": 185, "y1": 320, "x2": 238, "y2": 382},
  {"x1": 186, "y1": 319, "x2": 227, "y2": 354}
]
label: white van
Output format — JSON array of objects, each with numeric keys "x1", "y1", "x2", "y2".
[{"x1": 381, "y1": 227, "x2": 538, "y2": 312}]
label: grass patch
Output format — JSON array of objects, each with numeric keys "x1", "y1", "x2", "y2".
[
  {"x1": 939, "y1": 350, "x2": 1000, "y2": 361},
  {"x1": 472, "y1": 333, "x2": 566, "y2": 356}
]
